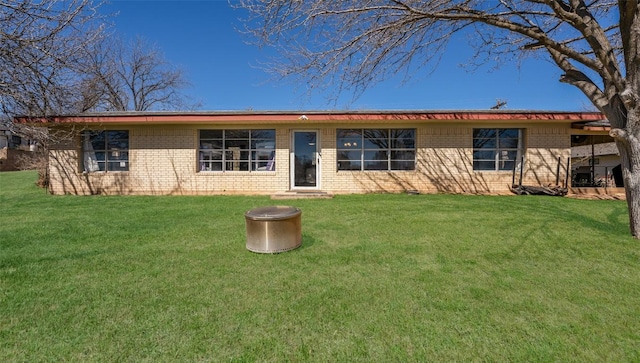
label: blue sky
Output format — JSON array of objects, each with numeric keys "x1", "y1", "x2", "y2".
[{"x1": 102, "y1": 0, "x2": 595, "y2": 112}]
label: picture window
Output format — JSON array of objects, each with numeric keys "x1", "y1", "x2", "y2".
[
  {"x1": 337, "y1": 129, "x2": 416, "y2": 171},
  {"x1": 199, "y1": 129, "x2": 276, "y2": 172},
  {"x1": 82, "y1": 130, "x2": 129, "y2": 172},
  {"x1": 472, "y1": 128, "x2": 524, "y2": 171}
]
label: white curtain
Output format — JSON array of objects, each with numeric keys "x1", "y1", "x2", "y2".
[{"x1": 83, "y1": 134, "x2": 100, "y2": 172}]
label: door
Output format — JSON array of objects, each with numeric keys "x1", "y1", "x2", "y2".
[{"x1": 292, "y1": 131, "x2": 319, "y2": 189}]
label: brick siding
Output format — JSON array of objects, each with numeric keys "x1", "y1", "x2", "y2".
[{"x1": 48, "y1": 123, "x2": 573, "y2": 195}]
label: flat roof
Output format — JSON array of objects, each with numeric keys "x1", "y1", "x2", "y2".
[{"x1": 18, "y1": 110, "x2": 606, "y2": 125}]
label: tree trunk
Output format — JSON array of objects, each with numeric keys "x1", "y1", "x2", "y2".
[
  {"x1": 608, "y1": 107, "x2": 640, "y2": 239},
  {"x1": 618, "y1": 142, "x2": 640, "y2": 239}
]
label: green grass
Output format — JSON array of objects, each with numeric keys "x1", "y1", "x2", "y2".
[{"x1": 1, "y1": 171, "x2": 638, "y2": 362}]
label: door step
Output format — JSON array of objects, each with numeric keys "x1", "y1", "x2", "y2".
[{"x1": 271, "y1": 191, "x2": 334, "y2": 200}]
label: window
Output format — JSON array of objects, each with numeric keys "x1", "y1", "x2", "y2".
[
  {"x1": 337, "y1": 129, "x2": 415, "y2": 171},
  {"x1": 199, "y1": 129, "x2": 275, "y2": 172},
  {"x1": 82, "y1": 130, "x2": 129, "y2": 172},
  {"x1": 473, "y1": 129, "x2": 523, "y2": 171}
]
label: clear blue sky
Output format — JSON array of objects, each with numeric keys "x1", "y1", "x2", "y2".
[{"x1": 102, "y1": 0, "x2": 595, "y2": 112}]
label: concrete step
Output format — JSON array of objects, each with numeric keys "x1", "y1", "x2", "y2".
[{"x1": 271, "y1": 191, "x2": 334, "y2": 200}]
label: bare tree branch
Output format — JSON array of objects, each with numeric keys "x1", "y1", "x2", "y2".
[
  {"x1": 0, "y1": 0, "x2": 106, "y2": 117},
  {"x1": 0, "y1": 0, "x2": 107, "y2": 188},
  {"x1": 238, "y1": 0, "x2": 640, "y2": 237},
  {"x1": 81, "y1": 36, "x2": 200, "y2": 112},
  {"x1": 238, "y1": 0, "x2": 622, "y2": 103}
]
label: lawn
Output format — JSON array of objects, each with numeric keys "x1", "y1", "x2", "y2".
[{"x1": 1, "y1": 171, "x2": 638, "y2": 362}]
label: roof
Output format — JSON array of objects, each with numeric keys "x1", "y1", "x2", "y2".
[
  {"x1": 571, "y1": 119, "x2": 611, "y2": 131},
  {"x1": 17, "y1": 110, "x2": 606, "y2": 125}
]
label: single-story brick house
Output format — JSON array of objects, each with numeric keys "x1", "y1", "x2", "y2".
[{"x1": 26, "y1": 110, "x2": 608, "y2": 196}]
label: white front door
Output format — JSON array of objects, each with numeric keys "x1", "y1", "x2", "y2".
[{"x1": 291, "y1": 131, "x2": 320, "y2": 189}]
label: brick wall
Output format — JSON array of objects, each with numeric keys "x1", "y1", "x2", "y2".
[
  {"x1": 49, "y1": 126, "x2": 289, "y2": 195},
  {"x1": 48, "y1": 123, "x2": 573, "y2": 195},
  {"x1": 325, "y1": 125, "x2": 571, "y2": 195},
  {"x1": 0, "y1": 148, "x2": 39, "y2": 171}
]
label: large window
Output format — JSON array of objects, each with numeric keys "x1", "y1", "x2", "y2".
[
  {"x1": 199, "y1": 129, "x2": 276, "y2": 172},
  {"x1": 473, "y1": 128, "x2": 523, "y2": 171},
  {"x1": 337, "y1": 129, "x2": 415, "y2": 171},
  {"x1": 82, "y1": 130, "x2": 129, "y2": 172}
]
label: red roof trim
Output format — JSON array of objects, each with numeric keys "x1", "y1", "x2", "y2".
[{"x1": 19, "y1": 111, "x2": 606, "y2": 125}]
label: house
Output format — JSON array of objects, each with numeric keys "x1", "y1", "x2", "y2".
[
  {"x1": 0, "y1": 125, "x2": 37, "y2": 172},
  {"x1": 22, "y1": 110, "x2": 610, "y2": 196}
]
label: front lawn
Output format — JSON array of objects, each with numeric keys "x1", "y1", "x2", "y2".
[{"x1": 0, "y1": 171, "x2": 638, "y2": 361}]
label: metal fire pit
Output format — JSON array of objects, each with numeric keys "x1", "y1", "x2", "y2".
[{"x1": 245, "y1": 206, "x2": 302, "y2": 253}]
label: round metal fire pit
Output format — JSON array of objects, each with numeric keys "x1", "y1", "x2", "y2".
[{"x1": 245, "y1": 206, "x2": 302, "y2": 253}]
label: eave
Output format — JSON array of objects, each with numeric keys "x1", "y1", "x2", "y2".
[
  {"x1": 570, "y1": 119, "x2": 611, "y2": 131},
  {"x1": 15, "y1": 110, "x2": 606, "y2": 126}
]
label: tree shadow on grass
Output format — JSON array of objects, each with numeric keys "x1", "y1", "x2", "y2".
[
  {"x1": 1, "y1": 249, "x2": 111, "y2": 269},
  {"x1": 605, "y1": 205, "x2": 631, "y2": 235},
  {"x1": 499, "y1": 197, "x2": 630, "y2": 240}
]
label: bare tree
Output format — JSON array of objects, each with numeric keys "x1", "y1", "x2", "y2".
[
  {"x1": 1, "y1": 0, "x2": 105, "y2": 186},
  {"x1": 0, "y1": 0, "x2": 104, "y2": 117},
  {"x1": 1, "y1": 1, "x2": 196, "y2": 189},
  {"x1": 239, "y1": 0, "x2": 640, "y2": 239},
  {"x1": 82, "y1": 36, "x2": 200, "y2": 112}
]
